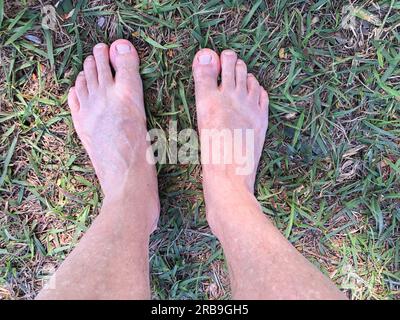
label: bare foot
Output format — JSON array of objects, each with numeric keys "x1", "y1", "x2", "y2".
[
  {"x1": 193, "y1": 49, "x2": 268, "y2": 192},
  {"x1": 68, "y1": 39, "x2": 159, "y2": 230},
  {"x1": 192, "y1": 49, "x2": 268, "y2": 233},
  {"x1": 192, "y1": 52, "x2": 347, "y2": 300}
]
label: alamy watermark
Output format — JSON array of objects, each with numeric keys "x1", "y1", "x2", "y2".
[{"x1": 146, "y1": 120, "x2": 256, "y2": 176}]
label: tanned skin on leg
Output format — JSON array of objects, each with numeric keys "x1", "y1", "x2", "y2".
[
  {"x1": 37, "y1": 40, "x2": 345, "y2": 300},
  {"x1": 37, "y1": 40, "x2": 159, "y2": 300},
  {"x1": 192, "y1": 48, "x2": 346, "y2": 300}
]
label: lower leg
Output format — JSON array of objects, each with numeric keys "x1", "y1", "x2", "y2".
[
  {"x1": 37, "y1": 189, "x2": 156, "y2": 299},
  {"x1": 193, "y1": 49, "x2": 345, "y2": 299},
  {"x1": 37, "y1": 40, "x2": 159, "y2": 299},
  {"x1": 204, "y1": 181, "x2": 344, "y2": 299}
]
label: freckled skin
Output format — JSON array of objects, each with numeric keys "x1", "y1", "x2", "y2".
[
  {"x1": 37, "y1": 41, "x2": 345, "y2": 300},
  {"x1": 193, "y1": 52, "x2": 268, "y2": 193},
  {"x1": 37, "y1": 40, "x2": 158, "y2": 299},
  {"x1": 70, "y1": 55, "x2": 149, "y2": 196},
  {"x1": 193, "y1": 49, "x2": 345, "y2": 299}
]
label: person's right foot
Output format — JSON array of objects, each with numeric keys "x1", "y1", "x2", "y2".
[
  {"x1": 68, "y1": 39, "x2": 159, "y2": 232},
  {"x1": 192, "y1": 49, "x2": 269, "y2": 194}
]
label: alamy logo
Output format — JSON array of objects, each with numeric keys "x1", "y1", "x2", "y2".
[{"x1": 146, "y1": 121, "x2": 256, "y2": 176}]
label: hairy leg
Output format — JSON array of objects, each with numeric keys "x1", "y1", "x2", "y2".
[
  {"x1": 37, "y1": 40, "x2": 159, "y2": 300},
  {"x1": 193, "y1": 48, "x2": 345, "y2": 300}
]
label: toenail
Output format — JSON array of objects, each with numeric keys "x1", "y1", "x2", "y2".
[
  {"x1": 94, "y1": 43, "x2": 106, "y2": 49},
  {"x1": 198, "y1": 54, "x2": 212, "y2": 65},
  {"x1": 224, "y1": 50, "x2": 235, "y2": 56},
  {"x1": 116, "y1": 44, "x2": 131, "y2": 54}
]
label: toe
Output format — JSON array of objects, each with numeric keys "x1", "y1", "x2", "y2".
[
  {"x1": 109, "y1": 39, "x2": 141, "y2": 85},
  {"x1": 75, "y1": 71, "x2": 88, "y2": 102},
  {"x1": 93, "y1": 43, "x2": 113, "y2": 86},
  {"x1": 247, "y1": 74, "x2": 261, "y2": 102},
  {"x1": 192, "y1": 48, "x2": 220, "y2": 96},
  {"x1": 220, "y1": 50, "x2": 237, "y2": 90},
  {"x1": 235, "y1": 59, "x2": 248, "y2": 93},
  {"x1": 259, "y1": 88, "x2": 269, "y2": 111},
  {"x1": 68, "y1": 87, "x2": 80, "y2": 115},
  {"x1": 83, "y1": 55, "x2": 98, "y2": 93}
]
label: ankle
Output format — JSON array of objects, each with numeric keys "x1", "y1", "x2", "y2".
[
  {"x1": 205, "y1": 196, "x2": 264, "y2": 239},
  {"x1": 202, "y1": 168, "x2": 255, "y2": 200},
  {"x1": 101, "y1": 176, "x2": 160, "y2": 235},
  {"x1": 100, "y1": 155, "x2": 156, "y2": 198},
  {"x1": 202, "y1": 174, "x2": 263, "y2": 234}
]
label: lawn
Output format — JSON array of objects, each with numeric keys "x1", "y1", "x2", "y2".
[{"x1": 0, "y1": 0, "x2": 399, "y2": 300}]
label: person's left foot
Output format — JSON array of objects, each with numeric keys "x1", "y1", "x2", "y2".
[{"x1": 68, "y1": 39, "x2": 159, "y2": 228}]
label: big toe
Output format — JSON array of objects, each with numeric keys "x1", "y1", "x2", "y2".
[
  {"x1": 192, "y1": 48, "x2": 220, "y2": 96},
  {"x1": 109, "y1": 39, "x2": 140, "y2": 85}
]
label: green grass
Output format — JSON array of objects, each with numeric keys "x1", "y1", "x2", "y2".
[{"x1": 0, "y1": 0, "x2": 399, "y2": 300}]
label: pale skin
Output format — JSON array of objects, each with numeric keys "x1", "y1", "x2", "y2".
[{"x1": 36, "y1": 39, "x2": 345, "y2": 300}]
